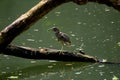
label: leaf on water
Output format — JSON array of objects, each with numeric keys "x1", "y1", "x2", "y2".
[
  {"x1": 117, "y1": 42, "x2": 120, "y2": 47},
  {"x1": 75, "y1": 71, "x2": 82, "y2": 75},
  {"x1": 102, "y1": 59, "x2": 107, "y2": 62},
  {"x1": 98, "y1": 65, "x2": 105, "y2": 68},
  {"x1": 8, "y1": 76, "x2": 18, "y2": 79},
  {"x1": 30, "y1": 60, "x2": 37, "y2": 63},
  {"x1": 112, "y1": 75, "x2": 119, "y2": 80}
]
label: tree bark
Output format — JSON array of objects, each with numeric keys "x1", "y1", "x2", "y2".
[
  {"x1": 3, "y1": 45, "x2": 98, "y2": 62},
  {"x1": 0, "y1": 0, "x2": 119, "y2": 62}
]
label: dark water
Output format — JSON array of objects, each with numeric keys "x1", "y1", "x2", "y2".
[{"x1": 0, "y1": 0, "x2": 120, "y2": 80}]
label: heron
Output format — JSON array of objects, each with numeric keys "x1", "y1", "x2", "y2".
[{"x1": 52, "y1": 27, "x2": 71, "y2": 52}]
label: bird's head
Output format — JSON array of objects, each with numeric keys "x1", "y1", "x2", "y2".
[{"x1": 52, "y1": 27, "x2": 60, "y2": 33}]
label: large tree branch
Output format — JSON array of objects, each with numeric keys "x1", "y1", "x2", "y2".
[
  {"x1": 3, "y1": 45, "x2": 120, "y2": 64},
  {"x1": 3, "y1": 45, "x2": 99, "y2": 62}
]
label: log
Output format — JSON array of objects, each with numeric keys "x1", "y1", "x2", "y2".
[
  {"x1": 2, "y1": 45, "x2": 99, "y2": 62},
  {"x1": 3, "y1": 45, "x2": 120, "y2": 64}
]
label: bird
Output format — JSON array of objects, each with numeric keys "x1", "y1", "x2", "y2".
[{"x1": 52, "y1": 27, "x2": 71, "y2": 52}]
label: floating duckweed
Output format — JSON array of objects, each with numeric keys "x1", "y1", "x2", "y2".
[
  {"x1": 71, "y1": 34, "x2": 76, "y2": 37},
  {"x1": 30, "y1": 60, "x2": 36, "y2": 63},
  {"x1": 75, "y1": 72, "x2": 82, "y2": 75},
  {"x1": 112, "y1": 75, "x2": 119, "y2": 80},
  {"x1": 8, "y1": 76, "x2": 18, "y2": 79},
  {"x1": 34, "y1": 29, "x2": 39, "y2": 32},
  {"x1": 98, "y1": 65, "x2": 105, "y2": 68},
  {"x1": 27, "y1": 39, "x2": 35, "y2": 42},
  {"x1": 117, "y1": 42, "x2": 120, "y2": 46},
  {"x1": 105, "y1": 7, "x2": 110, "y2": 12}
]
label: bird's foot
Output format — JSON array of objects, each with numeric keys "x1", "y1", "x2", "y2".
[{"x1": 59, "y1": 50, "x2": 64, "y2": 55}]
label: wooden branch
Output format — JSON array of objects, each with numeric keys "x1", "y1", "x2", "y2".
[
  {"x1": 3, "y1": 45, "x2": 120, "y2": 64},
  {"x1": 2, "y1": 45, "x2": 99, "y2": 62}
]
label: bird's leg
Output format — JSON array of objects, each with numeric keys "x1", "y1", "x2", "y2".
[
  {"x1": 61, "y1": 45, "x2": 63, "y2": 51},
  {"x1": 59, "y1": 42, "x2": 64, "y2": 54}
]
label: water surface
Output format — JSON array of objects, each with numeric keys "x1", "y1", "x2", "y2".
[{"x1": 0, "y1": 0, "x2": 120, "y2": 80}]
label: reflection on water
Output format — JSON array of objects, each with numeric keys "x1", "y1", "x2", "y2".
[
  {"x1": 0, "y1": 0, "x2": 120, "y2": 80},
  {"x1": 1, "y1": 60, "x2": 120, "y2": 80}
]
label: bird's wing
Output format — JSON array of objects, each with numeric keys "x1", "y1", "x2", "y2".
[{"x1": 60, "y1": 32, "x2": 71, "y2": 43}]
